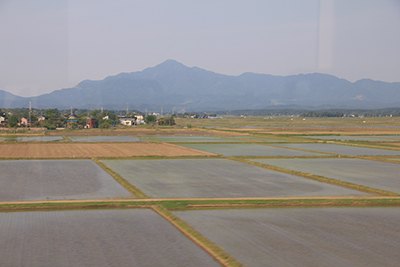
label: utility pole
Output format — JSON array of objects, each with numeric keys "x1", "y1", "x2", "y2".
[
  {"x1": 29, "y1": 101, "x2": 31, "y2": 127},
  {"x1": 145, "y1": 108, "x2": 148, "y2": 117},
  {"x1": 161, "y1": 105, "x2": 163, "y2": 117}
]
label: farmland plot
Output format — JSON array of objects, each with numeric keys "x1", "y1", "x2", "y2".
[
  {"x1": 251, "y1": 158, "x2": 400, "y2": 194},
  {"x1": 0, "y1": 143, "x2": 211, "y2": 158},
  {"x1": 301, "y1": 136, "x2": 400, "y2": 141},
  {"x1": 103, "y1": 159, "x2": 370, "y2": 198},
  {"x1": 179, "y1": 144, "x2": 326, "y2": 156},
  {"x1": 143, "y1": 135, "x2": 241, "y2": 142},
  {"x1": 232, "y1": 136, "x2": 287, "y2": 142},
  {"x1": 279, "y1": 143, "x2": 400, "y2": 155},
  {"x1": 372, "y1": 135, "x2": 400, "y2": 140},
  {"x1": 0, "y1": 136, "x2": 64, "y2": 142},
  {"x1": 67, "y1": 136, "x2": 145, "y2": 142},
  {"x1": 0, "y1": 160, "x2": 131, "y2": 201},
  {"x1": 174, "y1": 207, "x2": 400, "y2": 267},
  {"x1": 0, "y1": 209, "x2": 220, "y2": 267}
]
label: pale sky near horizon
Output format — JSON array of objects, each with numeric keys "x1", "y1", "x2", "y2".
[{"x1": 0, "y1": 0, "x2": 399, "y2": 97}]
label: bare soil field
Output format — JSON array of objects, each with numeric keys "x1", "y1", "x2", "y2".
[{"x1": 0, "y1": 143, "x2": 212, "y2": 158}]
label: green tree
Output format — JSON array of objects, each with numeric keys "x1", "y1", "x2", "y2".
[
  {"x1": 165, "y1": 115, "x2": 175, "y2": 126},
  {"x1": 44, "y1": 109, "x2": 59, "y2": 120},
  {"x1": 158, "y1": 115, "x2": 175, "y2": 126},
  {"x1": 108, "y1": 113, "x2": 117, "y2": 121},
  {"x1": 99, "y1": 121, "x2": 111, "y2": 129},
  {"x1": 7, "y1": 115, "x2": 18, "y2": 128},
  {"x1": 144, "y1": 115, "x2": 157, "y2": 124},
  {"x1": 158, "y1": 118, "x2": 166, "y2": 125}
]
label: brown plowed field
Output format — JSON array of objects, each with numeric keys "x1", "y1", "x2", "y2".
[{"x1": 0, "y1": 143, "x2": 213, "y2": 158}]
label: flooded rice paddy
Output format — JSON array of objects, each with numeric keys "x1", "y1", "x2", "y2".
[
  {"x1": 0, "y1": 136, "x2": 64, "y2": 142},
  {"x1": 301, "y1": 135, "x2": 400, "y2": 141},
  {"x1": 0, "y1": 160, "x2": 132, "y2": 201},
  {"x1": 0, "y1": 209, "x2": 220, "y2": 267},
  {"x1": 143, "y1": 135, "x2": 242, "y2": 142},
  {"x1": 103, "y1": 159, "x2": 370, "y2": 198},
  {"x1": 232, "y1": 136, "x2": 287, "y2": 141},
  {"x1": 279, "y1": 143, "x2": 400, "y2": 155},
  {"x1": 174, "y1": 207, "x2": 400, "y2": 267},
  {"x1": 67, "y1": 136, "x2": 146, "y2": 142},
  {"x1": 250, "y1": 158, "x2": 400, "y2": 194},
  {"x1": 179, "y1": 144, "x2": 326, "y2": 156}
]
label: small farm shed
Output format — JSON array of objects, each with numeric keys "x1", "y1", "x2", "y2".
[
  {"x1": 19, "y1": 117, "x2": 28, "y2": 126},
  {"x1": 66, "y1": 115, "x2": 78, "y2": 128},
  {"x1": 37, "y1": 116, "x2": 46, "y2": 122},
  {"x1": 86, "y1": 117, "x2": 96, "y2": 128}
]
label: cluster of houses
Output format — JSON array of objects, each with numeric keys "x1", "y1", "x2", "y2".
[{"x1": 0, "y1": 113, "x2": 146, "y2": 129}]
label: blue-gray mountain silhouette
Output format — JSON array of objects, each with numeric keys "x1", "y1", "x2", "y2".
[{"x1": 1, "y1": 59, "x2": 400, "y2": 111}]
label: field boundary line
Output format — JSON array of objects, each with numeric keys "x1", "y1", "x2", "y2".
[
  {"x1": 151, "y1": 205, "x2": 243, "y2": 267},
  {"x1": 93, "y1": 158, "x2": 149, "y2": 198},
  {"x1": 261, "y1": 143, "x2": 337, "y2": 155},
  {"x1": 2, "y1": 197, "x2": 400, "y2": 212},
  {"x1": 62, "y1": 135, "x2": 72, "y2": 142}
]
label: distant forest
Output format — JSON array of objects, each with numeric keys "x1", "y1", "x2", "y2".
[{"x1": 4, "y1": 107, "x2": 400, "y2": 119}]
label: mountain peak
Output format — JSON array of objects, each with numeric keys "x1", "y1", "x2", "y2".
[{"x1": 158, "y1": 59, "x2": 187, "y2": 68}]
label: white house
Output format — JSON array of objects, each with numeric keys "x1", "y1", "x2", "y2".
[
  {"x1": 135, "y1": 115, "x2": 144, "y2": 124},
  {"x1": 120, "y1": 118, "x2": 136, "y2": 126}
]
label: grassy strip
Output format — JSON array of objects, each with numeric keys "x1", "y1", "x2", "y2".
[
  {"x1": 2, "y1": 198, "x2": 400, "y2": 212},
  {"x1": 261, "y1": 143, "x2": 337, "y2": 155},
  {"x1": 92, "y1": 158, "x2": 149, "y2": 198},
  {"x1": 152, "y1": 205, "x2": 243, "y2": 267},
  {"x1": 161, "y1": 198, "x2": 400, "y2": 210},
  {"x1": 62, "y1": 135, "x2": 72, "y2": 142},
  {"x1": 229, "y1": 157, "x2": 400, "y2": 196}
]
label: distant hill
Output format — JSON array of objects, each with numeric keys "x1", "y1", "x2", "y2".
[{"x1": 1, "y1": 59, "x2": 400, "y2": 111}]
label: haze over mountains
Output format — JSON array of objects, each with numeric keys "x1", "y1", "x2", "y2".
[{"x1": 1, "y1": 60, "x2": 400, "y2": 112}]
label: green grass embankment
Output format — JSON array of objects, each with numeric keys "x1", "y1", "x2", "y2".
[
  {"x1": 152, "y1": 205, "x2": 243, "y2": 267},
  {"x1": 2, "y1": 197, "x2": 400, "y2": 212},
  {"x1": 93, "y1": 158, "x2": 149, "y2": 198}
]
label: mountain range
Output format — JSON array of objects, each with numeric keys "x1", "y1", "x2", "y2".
[{"x1": 1, "y1": 59, "x2": 400, "y2": 112}]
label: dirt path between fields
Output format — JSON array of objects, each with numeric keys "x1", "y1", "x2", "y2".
[{"x1": 2, "y1": 196, "x2": 400, "y2": 205}]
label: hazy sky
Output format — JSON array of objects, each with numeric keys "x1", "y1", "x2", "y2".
[{"x1": 1, "y1": 0, "x2": 399, "y2": 97}]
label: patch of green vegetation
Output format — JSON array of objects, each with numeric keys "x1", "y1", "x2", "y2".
[
  {"x1": 62, "y1": 135, "x2": 72, "y2": 142},
  {"x1": 1, "y1": 198, "x2": 400, "y2": 213},
  {"x1": 153, "y1": 205, "x2": 243, "y2": 267}
]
